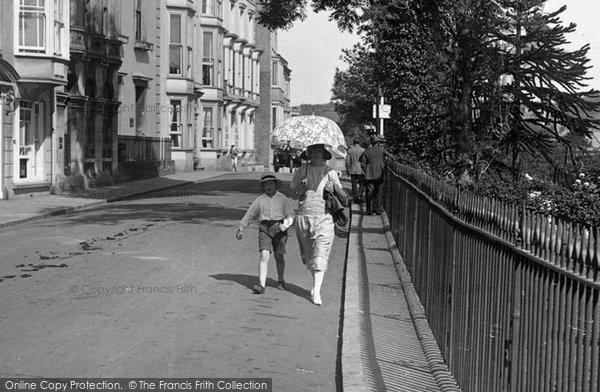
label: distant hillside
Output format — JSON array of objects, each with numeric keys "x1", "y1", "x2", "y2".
[{"x1": 297, "y1": 103, "x2": 340, "y2": 124}]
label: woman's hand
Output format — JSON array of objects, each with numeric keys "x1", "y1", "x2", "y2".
[
  {"x1": 294, "y1": 178, "x2": 308, "y2": 196},
  {"x1": 324, "y1": 181, "x2": 334, "y2": 193}
]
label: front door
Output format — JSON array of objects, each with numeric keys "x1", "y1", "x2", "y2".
[{"x1": 18, "y1": 101, "x2": 43, "y2": 180}]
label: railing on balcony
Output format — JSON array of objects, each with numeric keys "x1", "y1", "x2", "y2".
[
  {"x1": 383, "y1": 161, "x2": 599, "y2": 392},
  {"x1": 117, "y1": 135, "x2": 171, "y2": 163}
]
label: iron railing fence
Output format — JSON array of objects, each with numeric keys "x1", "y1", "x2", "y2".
[
  {"x1": 383, "y1": 161, "x2": 599, "y2": 392},
  {"x1": 117, "y1": 135, "x2": 171, "y2": 162}
]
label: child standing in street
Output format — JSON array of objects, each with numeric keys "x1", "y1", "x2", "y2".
[{"x1": 236, "y1": 173, "x2": 295, "y2": 294}]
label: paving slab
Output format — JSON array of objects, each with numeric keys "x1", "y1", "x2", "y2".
[{"x1": 342, "y1": 202, "x2": 460, "y2": 391}]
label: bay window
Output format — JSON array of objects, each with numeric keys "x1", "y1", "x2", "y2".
[
  {"x1": 202, "y1": 32, "x2": 214, "y2": 86},
  {"x1": 170, "y1": 100, "x2": 182, "y2": 148},
  {"x1": 202, "y1": 0, "x2": 213, "y2": 16},
  {"x1": 202, "y1": 107, "x2": 214, "y2": 148},
  {"x1": 170, "y1": 12, "x2": 194, "y2": 78},
  {"x1": 19, "y1": 0, "x2": 46, "y2": 53},
  {"x1": 170, "y1": 99, "x2": 195, "y2": 149},
  {"x1": 202, "y1": 0, "x2": 222, "y2": 18},
  {"x1": 187, "y1": 17, "x2": 193, "y2": 78},
  {"x1": 53, "y1": 0, "x2": 64, "y2": 55},
  {"x1": 186, "y1": 100, "x2": 193, "y2": 148},
  {"x1": 169, "y1": 14, "x2": 182, "y2": 75},
  {"x1": 17, "y1": 0, "x2": 68, "y2": 56}
]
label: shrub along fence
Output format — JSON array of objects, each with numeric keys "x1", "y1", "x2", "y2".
[{"x1": 383, "y1": 161, "x2": 599, "y2": 392}]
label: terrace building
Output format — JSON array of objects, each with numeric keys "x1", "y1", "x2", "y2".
[
  {"x1": 0, "y1": 0, "x2": 70, "y2": 198},
  {"x1": 255, "y1": 27, "x2": 292, "y2": 169},
  {"x1": 0, "y1": 0, "x2": 290, "y2": 199},
  {"x1": 200, "y1": 0, "x2": 262, "y2": 170}
]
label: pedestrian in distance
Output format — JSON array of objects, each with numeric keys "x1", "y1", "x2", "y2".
[
  {"x1": 282, "y1": 140, "x2": 292, "y2": 153},
  {"x1": 229, "y1": 144, "x2": 239, "y2": 171},
  {"x1": 360, "y1": 134, "x2": 395, "y2": 215},
  {"x1": 282, "y1": 140, "x2": 295, "y2": 173},
  {"x1": 345, "y1": 137, "x2": 365, "y2": 203},
  {"x1": 291, "y1": 143, "x2": 348, "y2": 306},
  {"x1": 236, "y1": 173, "x2": 295, "y2": 294}
]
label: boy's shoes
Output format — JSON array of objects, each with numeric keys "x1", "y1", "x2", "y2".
[
  {"x1": 310, "y1": 289, "x2": 322, "y2": 305},
  {"x1": 252, "y1": 285, "x2": 265, "y2": 294},
  {"x1": 277, "y1": 280, "x2": 286, "y2": 290}
]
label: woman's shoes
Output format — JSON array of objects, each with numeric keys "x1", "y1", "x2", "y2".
[
  {"x1": 310, "y1": 289, "x2": 322, "y2": 305},
  {"x1": 312, "y1": 294, "x2": 322, "y2": 306}
]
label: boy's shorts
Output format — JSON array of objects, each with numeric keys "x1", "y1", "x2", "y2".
[{"x1": 259, "y1": 220, "x2": 288, "y2": 254}]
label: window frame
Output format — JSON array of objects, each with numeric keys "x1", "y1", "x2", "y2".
[
  {"x1": 169, "y1": 99, "x2": 183, "y2": 148},
  {"x1": 16, "y1": 0, "x2": 69, "y2": 57},
  {"x1": 53, "y1": 0, "x2": 64, "y2": 55},
  {"x1": 169, "y1": 13, "x2": 183, "y2": 76},
  {"x1": 202, "y1": 106, "x2": 215, "y2": 149},
  {"x1": 18, "y1": 0, "x2": 47, "y2": 53},
  {"x1": 202, "y1": 31, "x2": 214, "y2": 86},
  {"x1": 135, "y1": 84, "x2": 147, "y2": 135},
  {"x1": 134, "y1": 0, "x2": 145, "y2": 42},
  {"x1": 187, "y1": 16, "x2": 193, "y2": 79},
  {"x1": 271, "y1": 60, "x2": 278, "y2": 87}
]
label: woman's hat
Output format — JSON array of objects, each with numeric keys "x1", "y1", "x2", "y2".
[
  {"x1": 300, "y1": 144, "x2": 332, "y2": 160},
  {"x1": 259, "y1": 173, "x2": 280, "y2": 184}
]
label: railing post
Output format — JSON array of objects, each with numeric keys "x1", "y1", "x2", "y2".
[
  {"x1": 446, "y1": 197, "x2": 458, "y2": 370},
  {"x1": 508, "y1": 204, "x2": 526, "y2": 391}
]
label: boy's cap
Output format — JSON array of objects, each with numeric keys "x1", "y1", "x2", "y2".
[{"x1": 260, "y1": 173, "x2": 279, "y2": 183}]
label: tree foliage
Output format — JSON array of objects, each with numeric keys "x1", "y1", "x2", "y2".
[{"x1": 258, "y1": 0, "x2": 600, "y2": 183}]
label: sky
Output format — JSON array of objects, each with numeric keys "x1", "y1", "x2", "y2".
[
  {"x1": 544, "y1": 0, "x2": 600, "y2": 90},
  {"x1": 278, "y1": 11, "x2": 361, "y2": 106},
  {"x1": 278, "y1": 1, "x2": 600, "y2": 106}
]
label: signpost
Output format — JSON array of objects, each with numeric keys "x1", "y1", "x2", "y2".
[{"x1": 372, "y1": 100, "x2": 391, "y2": 136}]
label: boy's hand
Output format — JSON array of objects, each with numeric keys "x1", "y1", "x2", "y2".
[
  {"x1": 279, "y1": 223, "x2": 288, "y2": 232},
  {"x1": 236, "y1": 229, "x2": 243, "y2": 240},
  {"x1": 324, "y1": 181, "x2": 334, "y2": 193}
]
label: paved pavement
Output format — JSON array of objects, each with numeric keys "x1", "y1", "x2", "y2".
[{"x1": 0, "y1": 171, "x2": 459, "y2": 391}]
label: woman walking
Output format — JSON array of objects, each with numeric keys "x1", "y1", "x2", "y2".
[{"x1": 290, "y1": 143, "x2": 348, "y2": 305}]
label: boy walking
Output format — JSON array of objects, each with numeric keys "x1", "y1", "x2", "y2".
[{"x1": 236, "y1": 173, "x2": 295, "y2": 294}]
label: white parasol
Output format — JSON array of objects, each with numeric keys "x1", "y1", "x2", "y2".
[{"x1": 272, "y1": 115, "x2": 347, "y2": 157}]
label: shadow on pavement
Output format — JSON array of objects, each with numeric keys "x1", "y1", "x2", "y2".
[
  {"x1": 35, "y1": 202, "x2": 247, "y2": 228},
  {"x1": 66, "y1": 177, "x2": 196, "y2": 199},
  {"x1": 209, "y1": 273, "x2": 311, "y2": 302},
  {"x1": 334, "y1": 226, "x2": 349, "y2": 239},
  {"x1": 126, "y1": 178, "x2": 298, "y2": 199}
]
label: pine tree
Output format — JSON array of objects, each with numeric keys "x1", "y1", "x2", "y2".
[{"x1": 490, "y1": 1, "x2": 600, "y2": 179}]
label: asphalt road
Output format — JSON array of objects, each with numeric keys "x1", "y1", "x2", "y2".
[{"x1": 0, "y1": 173, "x2": 348, "y2": 391}]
